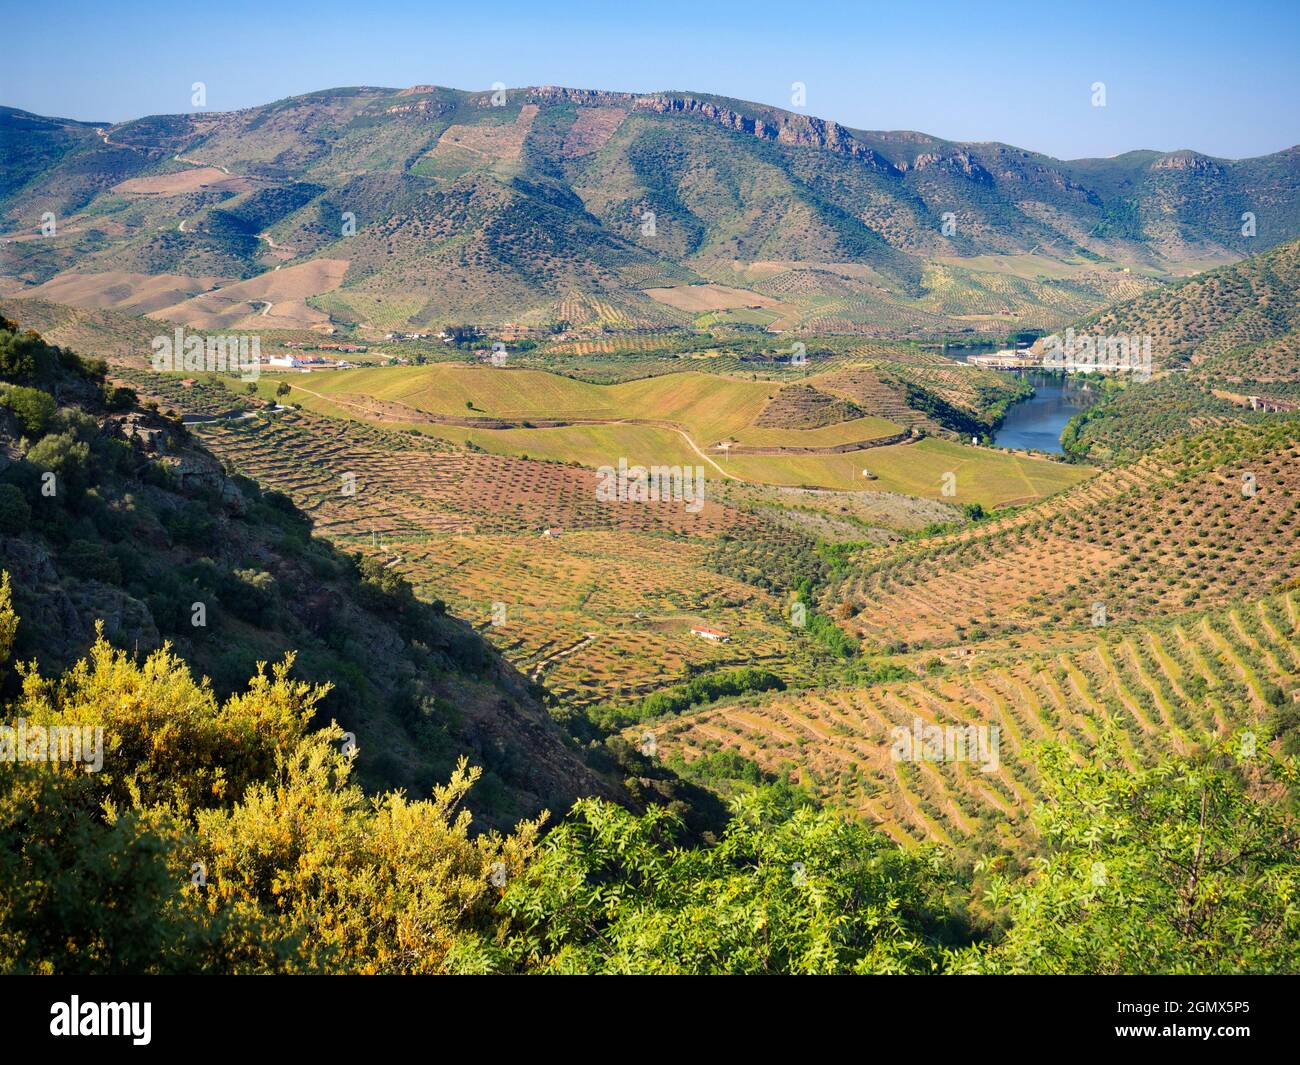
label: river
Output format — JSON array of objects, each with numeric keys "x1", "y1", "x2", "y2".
[
  {"x1": 990, "y1": 371, "x2": 1099, "y2": 453},
  {"x1": 942, "y1": 345, "x2": 1100, "y2": 452}
]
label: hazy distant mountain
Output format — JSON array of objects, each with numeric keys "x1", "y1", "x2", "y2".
[{"x1": 3, "y1": 86, "x2": 1297, "y2": 331}]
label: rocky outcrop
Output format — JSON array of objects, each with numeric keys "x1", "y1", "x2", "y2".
[
  {"x1": 1153, "y1": 151, "x2": 1224, "y2": 174},
  {"x1": 631, "y1": 94, "x2": 897, "y2": 170},
  {"x1": 528, "y1": 86, "x2": 638, "y2": 107},
  {"x1": 902, "y1": 149, "x2": 996, "y2": 186}
]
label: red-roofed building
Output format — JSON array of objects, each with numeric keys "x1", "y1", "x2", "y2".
[{"x1": 690, "y1": 626, "x2": 729, "y2": 642}]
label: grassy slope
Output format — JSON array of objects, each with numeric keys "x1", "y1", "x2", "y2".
[
  {"x1": 259, "y1": 364, "x2": 1087, "y2": 505},
  {"x1": 724, "y1": 437, "x2": 1088, "y2": 502}
]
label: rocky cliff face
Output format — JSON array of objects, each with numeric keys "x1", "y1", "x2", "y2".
[
  {"x1": 1153, "y1": 150, "x2": 1225, "y2": 173},
  {"x1": 631, "y1": 93, "x2": 896, "y2": 170}
]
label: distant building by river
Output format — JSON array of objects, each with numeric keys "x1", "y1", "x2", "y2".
[{"x1": 966, "y1": 349, "x2": 1040, "y2": 369}]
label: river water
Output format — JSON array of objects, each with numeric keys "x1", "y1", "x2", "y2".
[
  {"x1": 941, "y1": 344, "x2": 1100, "y2": 452},
  {"x1": 990, "y1": 371, "x2": 1099, "y2": 453}
]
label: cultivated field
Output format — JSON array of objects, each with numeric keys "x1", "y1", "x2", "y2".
[
  {"x1": 169, "y1": 398, "x2": 836, "y2": 708},
  {"x1": 832, "y1": 422, "x2": 1300, "y2": 648},
  {"x1": 647, "y1": 590, "x2": 1300, "y2": 847},
  {"x1": 21, "y1": 270, "x2": 227, "y2": 315},
  {"x1": 148, "y1": 258, "x2": 350, "y2": 329},
  {"x1": 643, "y1": 283, "x2": 787, "y2": 314},
  {"x1": 722, "y1": 436, "x2": 1088, "y2": 502},
  {"x1": 265, "y1": 362, "x2": 1089, "y2": 506},
  {"x1": 112, "y1": 166, "x2": 248, "y2": 196}
]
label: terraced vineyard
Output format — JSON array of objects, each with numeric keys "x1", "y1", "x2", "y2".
[
  {"x1": 813, "y1": 366, "x2": 945, "y2": 432},
  {"x1": 198, "y1": 406, "x2": 756, "y2": 536},
  {"x1": 113, "y1": 359, "x2": 1085, "y2": 714},
  {"x1": 648, "y1": 590, "x2": 1300, "y2": 848},
  {"x1": 112, "y1": 366, "x2": 259, "y2": 417},
  {"x1": 539, "y1": 331, "x2": 691, "y2": 357},
  {"x1": 398, "y1": 531, "x2": 807, "y2": 707},
  {"x1": 833, "y1": 421, "x2": 1300, "y2": 649},
  {"x1": 631, "y1": 416, "x2": 1300, "y2": 850},
  {"x1": 184, "y1": 403, "x2": 832, "y2": 708},
  {"x1": 752, "y1": 383, "x2": 867, "y2": 429},
  {"x1": 118, "y1": 352, "x2": 1300, "y2": 869}
]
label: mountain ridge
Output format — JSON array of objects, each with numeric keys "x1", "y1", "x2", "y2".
[
  {"x1": 11, "y1": 85, "x2": 1293, "y2": 165},
  {"x1": 4, "y1": 85, "x2": 1298, "y2": 333}
]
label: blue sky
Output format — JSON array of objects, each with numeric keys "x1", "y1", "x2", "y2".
[{"x1": 4, "y1": 0, "x2": 1298, "y2": 160}]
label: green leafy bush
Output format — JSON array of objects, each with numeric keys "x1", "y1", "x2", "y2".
[{"x1": 0, "y1": 385, "x2": 56, "y2": 436}]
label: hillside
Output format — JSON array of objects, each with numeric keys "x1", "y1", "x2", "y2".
[
  {"x1": 3, "y1": 87, "x2": 1297, "y2": 335},
  {"x1": 1058, "y1": 238, "x2": 1300, "y2": 462},
  {"x1": 650, "y1": 587, "x2": 1300, "y2": 851},
  {"x1": 0, "y1": 314, "x2": 616, "y2": 826},
  {"x1": 834, "y1": 419, "x2": 1300, "y2": 648},
  {"x1": 648, "y1": 417, "x2": 1300, "y2": 848},
  {"x1": 1074, "y1": 237, "x2": 1300, "y2": 368}
]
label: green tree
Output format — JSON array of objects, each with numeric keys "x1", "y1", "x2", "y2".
[
  {"x1": 500, "y1": 793, "x2": 958, "y2": 974},
  {"x1": 0, "y1": 385, "x2": 56, "y2": 436},
  {"x1": 25, "y1": 432, "x2": 90, "y2": 490},
  {"x1": 950, "y1": 731, "x2": 1300, "y2": 974}
]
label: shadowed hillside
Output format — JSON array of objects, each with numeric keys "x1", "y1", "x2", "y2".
[{"x1": 0, "y1": 313, "x2": 617, "y2": 825}]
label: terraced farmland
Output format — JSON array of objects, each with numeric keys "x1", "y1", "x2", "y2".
[
  {"x1": 256, "y1": 361, "x2": 1088, "y2": 506},
  {"x1": 182, "y1": 403, "x2": 837, "y2": 708},
  {"x1": 539, "y1": 331, "x2": 690, "y2": 357},
  {"x1": 399, "y1": 530, "x2": 807, "y2": 707},
  {"x1": 112, "y1": 366, "x2": 258, "y2": 417},
  {"x1": 648, "y1": 591, "x2": 1300, "y2": 848},
  {"x1": 812, "y1": 366, "x2": 945, "y2": 432},
  {"x1": 637, "y1": 418, "x2": 1300, "y2": 850},
  {"x1": 831, "y1": 420, "x2": 1300, "y2": 649},
  {"x1": 197, "y1": 407, "x2": 751, "y2": 539}
]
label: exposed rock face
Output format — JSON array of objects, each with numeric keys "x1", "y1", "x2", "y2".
[
  {"x1": 902, "y1": 149, "x2": 997, "y2": 186},
  {"x1": 105, "y1": 408, "x2": 229, "y2": 493},
  {"x1": 160, "y1": 447, "x2": 225, "y2": 493},
  {"x1": 528, "y1": 86, "x2": 638, "y2": 107},
  {"x1": 385, "y1": 98, "x2": 452, "y2": 115},
  {"x1": 631, "y1": 94, "x2": 896, "y2": 170},
  {"x1": 109, "y1": 411, "x2": 168, "y2": 453},
  {"x1": 1153, "y1": 151, "x2": 1224, "y2": 173}
]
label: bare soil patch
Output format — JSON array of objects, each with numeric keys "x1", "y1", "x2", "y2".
[
  {"x1": 149, "y1": 259, "x2": 349, "y2": 330},
  {"x1": 643, "y1": 284, "x2": 784, "y2": 314},
  {"x1": 430, "y1": 105, "x2": 539, "y2": 163},
  {"x1": 25, "y1": 270, "x2": 225, "y2": 315},
  {"x1": 113, "y1": 167, "x2": 248, "y2": 196},
  {"x1": 562, "y1": 107, "x2": 628, "y2": 157}
]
